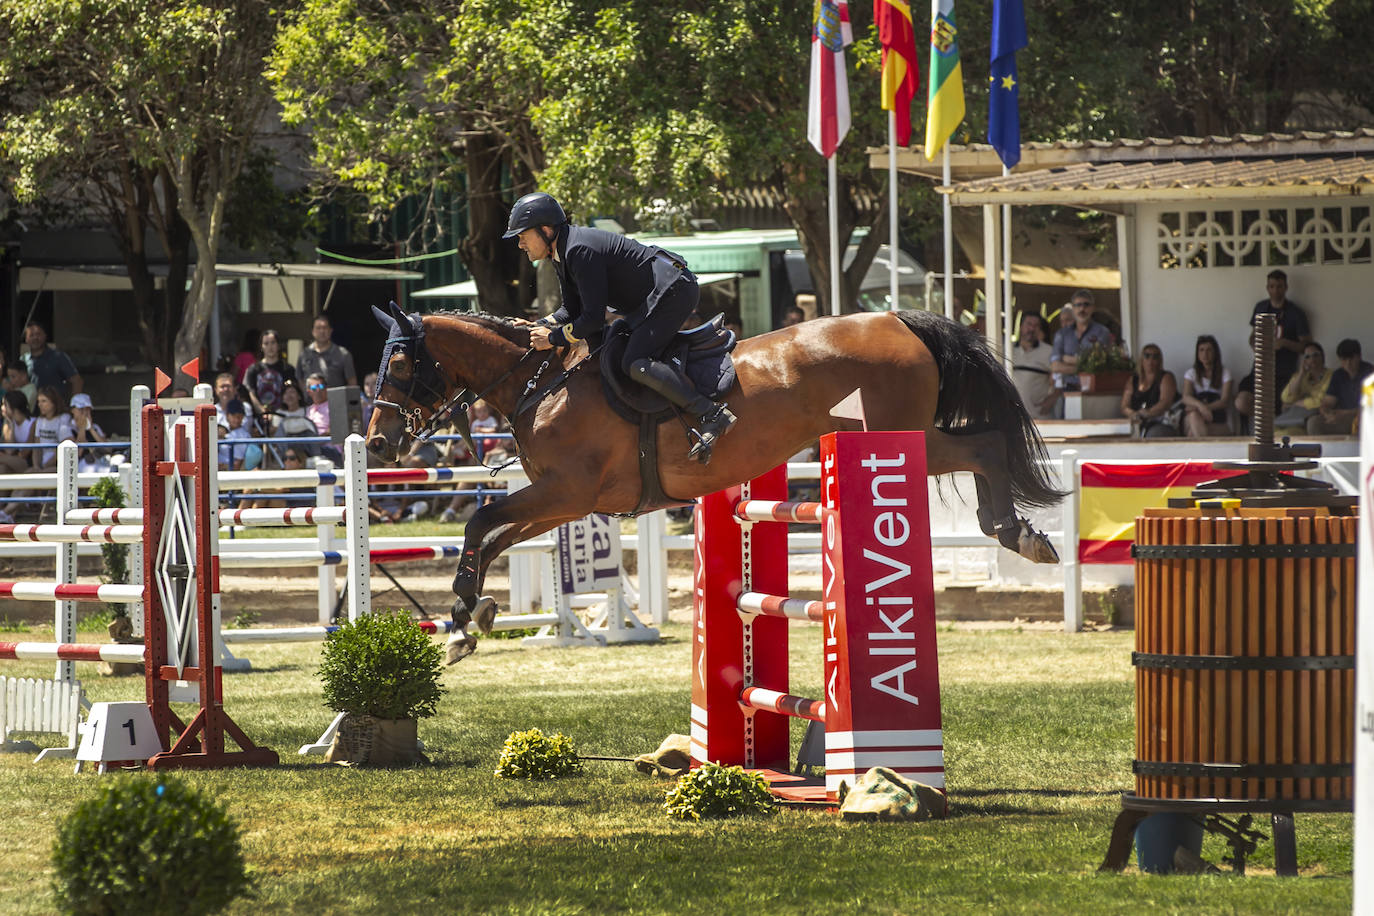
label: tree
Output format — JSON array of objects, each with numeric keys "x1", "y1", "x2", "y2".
[{"x1": 0, "y1": 0, "x2": 284, "y2": 377}]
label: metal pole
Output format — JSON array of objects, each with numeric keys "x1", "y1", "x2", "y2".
[
  {"x1": 1061, "y1": 449, "x2": 1082, "y2": 633},
  {"x1": 942, "y1": 145, "x2": 954, "y2": 319},
  {"x1": 828, "y1": 155, "x2": 841, "y2": 315},
  {"x1": 889, "y1": 111, "x2": 900, "y2": 311}
]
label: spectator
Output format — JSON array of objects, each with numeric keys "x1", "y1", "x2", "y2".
[
  {"x1": 1011, "y1": 314, "x2": 1057, "y2": 420},
  {"x1": 1274, "y1": 341, "x2": 1332, "y2": 436},
  {"x1": 296, "y1": 314, "x2": 357, "y2": 389},
  {"x1": 361, "y1": 371, "x2": 378, "y2": 432},
  {"x1": 1310, "y1": 338, "x2": 1372, "y2": 435},
  {"x1": 1180, "y1": 334, "x2": 1234, "y2": 437},
  {"x1": 470, "y1": 400, "x2": 505, "y2": 459},
  {"x1": 782, "y1": 304, "x2": 806, "y2": 327},
  {"x1": 212, "y1": 372, "x2": 237, "y2": 430},
  {"x1": 69, "y1": 393, "x2": 112, "y2": 473},
  {"x1": 22, "y1": 321, "x2": 82, "y2": 399},
  {"x1": 231, "y1": 328, "x2": 259, "y2": 384},
  {"x1": 304, "y1": 373, "x2": 330, "y2": 435},
  {"x1": 0, "y1": 390, "x2": 36, "y2": 523},
  {"x1": 31, "y1": 385, "x2": 76, "y2": 472},
  {"x1": 3, "y1": 360, "x2": 36, "y2": 412},
  {"x1": 243, "y1": 329, "x2": 297, "y2": 424},
  {"x1": 1050, "y1": 290, "x2": 1114, "y2": 396},
  {"x1": 218, "y1": 399, "x2": 252, "y2": 470},
  {"x1": 1249, "y1": 268, "x2": 1311, "y2": 397},
  {"x1": 1121, "y1": 344, "x2": 1180, "y2": 438},
  {"x1": 272, "y1": 380, "x2": 317, "y2": 441}
]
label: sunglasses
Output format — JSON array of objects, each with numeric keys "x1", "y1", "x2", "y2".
[
  {"x1": 1072, "y1": 302, "x2": 1092, "y2": 309},
  {"x1": 308, "y1": 384, "x2": 326, "y2": 391}
]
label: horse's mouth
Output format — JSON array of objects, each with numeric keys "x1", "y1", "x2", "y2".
[{"x1": 365, "y1": 433, "x2": 403, "y2": 463}]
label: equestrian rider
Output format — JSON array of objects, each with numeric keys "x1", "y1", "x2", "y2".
[{"x1": 504, "y1": 191, "x2": 737, "y2": 463}]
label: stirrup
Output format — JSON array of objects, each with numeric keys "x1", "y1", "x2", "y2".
[{"x1": 687, "y1": 404, "x2": 736, "y2": 464}]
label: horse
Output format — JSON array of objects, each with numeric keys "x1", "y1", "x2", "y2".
[{"x1": 365, "y1": 301, "x2": 1064, "y2": 663}]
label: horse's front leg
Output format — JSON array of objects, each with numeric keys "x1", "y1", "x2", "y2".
[{"x1": 446, "y1": 482, "x2": 595, "y2": 663}]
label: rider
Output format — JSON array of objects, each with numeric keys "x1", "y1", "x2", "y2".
[{"x1": 504, "y1": 190, "x2": 736, "y2": 462}]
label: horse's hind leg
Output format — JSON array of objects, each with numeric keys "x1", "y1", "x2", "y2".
[{"x1": 924, "y1": 428, "x2": 1059, "y2": 564}]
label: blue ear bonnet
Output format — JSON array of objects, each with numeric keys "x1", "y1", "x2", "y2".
[{"x1": 375, "y1": 309, "x2": 426, "y2": 399}]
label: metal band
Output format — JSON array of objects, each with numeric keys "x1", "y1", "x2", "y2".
[
  {"x1": 1132, "y1": 651, "x2": 1354, "y2": 672},
  {"x1": 1131, "y1": 542, "x2": 1356, "y2": 560},
  {"x1": 1134, "y1": 760, "x2": 1352, "y2": 780}
]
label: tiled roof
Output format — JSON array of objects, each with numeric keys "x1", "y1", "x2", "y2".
[{"x1": 948, "y1": 155, "x2": 1374, "y2": 195}]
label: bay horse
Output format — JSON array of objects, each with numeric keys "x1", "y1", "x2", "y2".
[{"x1": 365, "y1": 302, "x2": 1063, "y2": 663}]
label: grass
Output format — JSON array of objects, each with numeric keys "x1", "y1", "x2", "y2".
[{"x1": 0, "y1": 621, "x2": 1352, "y2": 915}]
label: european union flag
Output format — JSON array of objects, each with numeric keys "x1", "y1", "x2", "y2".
[{"x1": 988, "y1": 0, "x2": 1027, "y2": 168}]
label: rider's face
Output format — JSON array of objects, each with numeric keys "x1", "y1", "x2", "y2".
[{"x1": 517, "y1": 227, "x2": 551, "y2": 262}]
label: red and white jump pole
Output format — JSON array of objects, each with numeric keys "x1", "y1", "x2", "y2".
[{"x1": 691, "y1": 430, "x2": 945, "y2": 802}]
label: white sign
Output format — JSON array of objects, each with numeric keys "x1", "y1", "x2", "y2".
[{"x1": 557, "y1": 514, "x2": 622, "y2": 595}]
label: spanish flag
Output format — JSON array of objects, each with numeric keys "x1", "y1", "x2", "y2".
[
  {"x1": 1078, "y1": 462, "x2": 1223, "y2": 563},
  {"x1": 875, "y1": 0, "x2": 919, "y2": 146},
  {"x1": 924, "y1": 0, "x2": 964, "y2": 159}
]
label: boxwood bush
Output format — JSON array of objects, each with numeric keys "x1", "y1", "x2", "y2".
[
  {"x1": 663, "y1": 762, "x2": 777, "y2": 821},
  {"x1": 318, "y1": 610, "x2": 444, "y2": 719}
]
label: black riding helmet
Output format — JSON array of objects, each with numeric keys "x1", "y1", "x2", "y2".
[{"x1": 502, "y1": 191, "x2": 567, "y2": 239}]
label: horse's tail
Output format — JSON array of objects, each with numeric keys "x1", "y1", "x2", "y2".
[{"x1": 895, "y1": 309, "x2": 1066, "y2": 508}]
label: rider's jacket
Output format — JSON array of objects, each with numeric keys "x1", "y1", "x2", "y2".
[{"x1": 545, "y1": 225, "x2": 693, "y2": 347}]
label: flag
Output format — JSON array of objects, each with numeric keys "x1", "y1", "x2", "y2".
[
  {"x1": 923, "y1": 0, "x2": 964, "y2": 160},
  {"x1": 875, "y1": 0, "x2": 919, "y2": 146},
  {"x1": 988, "y1": 0, "x2": 1027, "y2": 168},
  {"x1": 828, "y1": 387, "x2": 868, "y2": 429},
  {"x1": 808, "y1": 0, "x2": 853, "y2": 158},
  {"x1": 1078, "y1": 462, "x2": 1224, "y2": 563}
]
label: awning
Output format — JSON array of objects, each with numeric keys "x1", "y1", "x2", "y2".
[{"x1": 411, "y1": 272, "x2": 744, "y2": 300}]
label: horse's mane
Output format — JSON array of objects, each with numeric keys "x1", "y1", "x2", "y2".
[{"x1": 428, "y1": 309, "x2": 532, "y2": 347}]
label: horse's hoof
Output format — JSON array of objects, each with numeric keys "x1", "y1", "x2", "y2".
[
  {"x1": 1019, "y1": 527, "x2": 1060, "y2": 565},
  {"x1": 446, "y1": 633, "x2": 478, "y2": 665},
  {"x1": 474, "y1": 596, "x2": 498, "y2": 636}
]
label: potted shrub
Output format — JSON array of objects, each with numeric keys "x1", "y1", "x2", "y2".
[
  {"x1": 1076, "y1": 343, "x2": 1135, "y2": 394},
  {"x1": 90, "y1": 478, "x2": 141, "y2": 677},
  {"x1": 318, "y1": 611, "x2": 444, "y2": 765}
]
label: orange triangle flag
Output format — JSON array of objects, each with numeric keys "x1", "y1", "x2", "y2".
[
  {"x1": 154, "y1": 368, "x2": 172, "y2": 397},
  {"x1": 179, "y1": 358, "x2": 199, "y2": 382}
]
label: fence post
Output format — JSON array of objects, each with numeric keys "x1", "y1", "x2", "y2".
[
  {"x1": 637, "y1": 508, "x2": 669, "y2": 625},
  {"x1": 127, "y1": 385, "x2": 149, "y2": 638},
  {"x1": 1061, "y1": 449, "x2": 1082, "y2": 633},
  {"x1": 54, "y1": 442, "x2": 79, "y2": 684},
  {"x1": 343, "y1": 435, "x2": 370, "y2": 622},
  {"x1": 314, "y1": 456, "x2": 337, "y2": 625}
]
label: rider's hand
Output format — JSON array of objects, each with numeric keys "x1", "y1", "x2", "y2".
[
  {"x1": 529, "y1": 326, "x2": 555, "y2": 350},
  {"x1": 510, "y1": 317, "x2": 535, "y2": 327}
]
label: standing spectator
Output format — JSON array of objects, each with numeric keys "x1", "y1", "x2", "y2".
[
  {"x1": 296, "y1": 314, "x2": 357, "y2": 389},
  {"x1": 1310, "y1": 338, "x2": 1372, "y2": 435},
  {"x1": 361, "y1": 371, "x2": 378, "y2": 432},
  {"x1": 22, "y1": 321, "x2": 82, "y2": 399},
  {"x1": 4, "y1": 360, "x2": 37, "y2": 412},
  {"x1": 1011, "y1": 314, "x2": 1057, "y2": 420},
  {"x1": 1275, "y1": 342, "x2": 1332, "y2": 436},
  {"x1": 243, "y1": 329, "x2": 297, "y2": 423},
  {"x1": 1180, "y1": 335, "x2": 1234, "y2": 437},
  {"x1": 1050, "y1": 290, "x2": 1114, "y2": 396},
  {"x1": 1121, "y1": 344, "x2": 1180, "y2": 438},
  {"x1": 231, "y1": 328, "x2": 260, "y2": 384},
  {"x1": 0, "y1": 390, "x2": 36, "y2": 522},
  {"x1": 782, "y1": 304, "x2": 806, "y2": 327},
  {"x1": 69, "y1": 393, "x2": 111, "y2": 472},
  {"x1": 1249, "y1": 269, "x2": 1311, "y2": 397},
  {"x1": 31, "y1": 385, "x2": 76, "y2": 472}
]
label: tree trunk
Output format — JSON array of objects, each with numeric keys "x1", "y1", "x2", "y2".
[
  {"x1": 781, "y1": 168, "x2": 888, "y2": 319},
  {"x1": 456, "y1": 132, "x2": 523, "y2": 316}
]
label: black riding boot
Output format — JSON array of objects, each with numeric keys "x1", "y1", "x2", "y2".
[{"x1": 628, "y1": 358, "x2": 737, "y2": 463}]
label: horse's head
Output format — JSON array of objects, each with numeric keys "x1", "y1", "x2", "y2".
[{"x1": 366, "y1": 301, "x2": 451, "y2": 462}]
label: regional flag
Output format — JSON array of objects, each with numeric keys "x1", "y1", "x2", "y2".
[
  {"x1": 1078, "y1": 462, "x2": 1224, "y2": 563},
  {"x1": 924, "y1": 0, "x2": 965, "y2": 160},
  {"x1": 988, "y1": 0, "x2": 1028, "y2": 168},
  {"x1": 808, "y1": 0, "x2": 854, "y2": 158},
  {"x1": 875, "y1": 0, "x2": 919, "y2": 146}
]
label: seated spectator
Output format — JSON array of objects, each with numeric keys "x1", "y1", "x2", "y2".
[
  {"x1": 0, "y1": 390, "x2": 36, "y2": 523},
  {"x1": 1050, "y1": 291, "x2": 1114, "y2": 410},
  {"x1": 4, "y1": 360, "x2": 36, "y2": 412},
  {"x1": 70, "y1": 393, "x2": 113, "y2": 473},
  {"x1": 31, "y1": 386, "x2": 76, "y2": 472},
  {"x1": 1120, "y1": 344, "x2": 1180, "y2": 438},
  {"x1": 1012, "y1": 314, "x2": 1057, "y2": 420},
  {"x1": 1309, "y1": 338, "x2": 1372, "y2": 435},
  {"x1": 304, "y1": 373, "x2": 330, "y2": 434},
  {"x1": 1180, "y1": 335, "x2": 1234, "y2": 437},
  {"x1": 218, "y1": 399, "x2": 253, "y2": 470},
  {"x1": 271, "y1": 380, "x2": 316, "y2": 439},
  {"x1": 1274, "y1": 342, "x2": 1333, "y2": 436},
  {"x1": 470, "y1": 400, "x2": 505, "y2": 460}
]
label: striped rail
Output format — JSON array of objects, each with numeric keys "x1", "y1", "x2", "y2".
[
  {"x1": 740, "y1": 686, "x2": 826, "y2": 722},
  {"x1": 0, "y1": 524, "x2": 143, "y2": 544},
  {"x1": 0, "y1": 641, "x2": 146, "y2": 664},
  {"x1": 67, "y1": 507, "x2": 348, "y2": 527},
  {"x1": 736, "y1": 592, "x2": 824, "y2": 622},
  {"x1": 733, "y1": 500, "x2": 824, "y2": 524},
  {"x1": 217, "y1": 545, "x2": 466, "y2": 570},
  {"x1": 0, "y1": 582, "x2": 144, "y2": 604},
  {"x1": 219, "y1": 614, "x2": 559, "y2": 644}
]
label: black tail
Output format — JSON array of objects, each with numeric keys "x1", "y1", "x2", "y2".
[{"x1": 896, "y1": 310, "x2": 1066, "y2": 509}]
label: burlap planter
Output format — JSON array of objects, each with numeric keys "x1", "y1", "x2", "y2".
[
  {"x1": 325, "y1": 714, "x2": 423, "y2": 766},
  {"x1": 98, "y1": 616, "x2": 143, "y2": 678}
]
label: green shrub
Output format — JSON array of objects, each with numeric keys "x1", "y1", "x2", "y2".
[
  {"x1": 495, "y1": 728, "x2": 584, "y2": 780},
  {"x1": 52, "y1": 775, "x2": 252, "y2": 916},
  {"x1": 318, "y1": 611, "x2": 444, "y2": 719},
  {"x1": 663, "y1": 762, "x2": 777, "y2": 821},
  {"x1": 89, "y1": 477, "x2": 129, "y2": 621}
]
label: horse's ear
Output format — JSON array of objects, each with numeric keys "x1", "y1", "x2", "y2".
[
  {"x1": 387, "y1": 299, "x2": 409, "y2": 324},
  {"x1": 371, "y1": 304, "x2": 395, "y2": 330}
]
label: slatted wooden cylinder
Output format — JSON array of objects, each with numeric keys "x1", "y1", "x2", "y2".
[{"x1": 1133, "y1": 507, "x2": 1356, "y2": 803}]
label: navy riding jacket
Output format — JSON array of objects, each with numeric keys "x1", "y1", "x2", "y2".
[{"x1": 545, "y1": 226, "x2": 692, "y2": 347}]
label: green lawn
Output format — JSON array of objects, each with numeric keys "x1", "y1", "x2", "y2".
[{"x1": 0, "y1": 621, "x2": 1352, "y2": 915}]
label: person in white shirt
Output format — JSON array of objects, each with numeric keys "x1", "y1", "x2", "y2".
[
  {"x1": 1012, "y1": 314, "x2": 1057, "y2": 420},
  {"x1": 1180, "y1": 334, "x2": 1234, "y2": 437},
  {"x1": 31, "y1": 385, "x2": 76, "y2": 471}
]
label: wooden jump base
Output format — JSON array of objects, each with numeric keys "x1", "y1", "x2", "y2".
[{"x1": 691, "y1": 430, "x2": 945, "y2": 802}]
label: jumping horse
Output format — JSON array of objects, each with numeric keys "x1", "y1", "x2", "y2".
[{"x1": 365, "y1": 302, "x2": 1063, "y2": 663}]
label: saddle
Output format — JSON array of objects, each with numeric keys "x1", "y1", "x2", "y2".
[{"x1": 597, "y1": 314, "x2": 737, "y2": 514}]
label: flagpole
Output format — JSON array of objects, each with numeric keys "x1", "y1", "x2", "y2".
[
  {"x1": 829, "y1": 155, "x2": 841, "y2": 316},
  {"x1": 888, "y1": 111, "x2": 899, "y2": 311},
  {"x1": 1002, "y1": 165, "x2": 1013, "y2": 362},
  {"x1": 942, "y1": 144, "x2": 953, "y2": 320}
]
